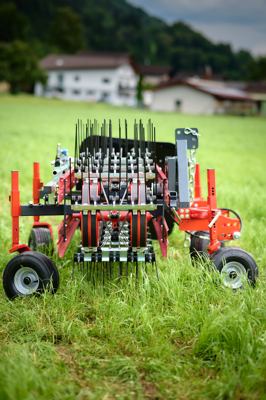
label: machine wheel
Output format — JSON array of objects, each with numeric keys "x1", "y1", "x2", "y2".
[
  {"x1": 190, "y1": 230, "x2": 224, "y2": 260},
  {"x1": 209, "y1": 246, "x2": 258, "y2": 290},
  {"x1": 28, "y1": 227, "x2": 54, "y2": 255},
  {"x1": 3, "y1": 251, "x2": 59, "y2": 299}
]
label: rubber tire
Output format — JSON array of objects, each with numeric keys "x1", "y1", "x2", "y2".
[
  {"x1": 209, "y1": 246, "x2": 258, "y2": 289},
  {"x1": 3, "y1": 251, "x2": 59, "y2": 299},
  {"x1": 190, "y1": 231, "x2": 225, "y2": 261},
  {"x1": 28, "y1": 228, "x2": 54, "y2": 255}
]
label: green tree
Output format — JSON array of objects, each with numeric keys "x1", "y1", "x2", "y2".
[
  {"x1": 247, "y1": 56, "x2": 266, "y2": 81},
  {"x1": 0, "y1": 2, "x2": 29, "y2": 41},
  {"x1": 48, "y1": 7, "x2": 85, "y2": 54},
  {"x1": 0, "y1": 41, "x2": 47, "y2": 93}
]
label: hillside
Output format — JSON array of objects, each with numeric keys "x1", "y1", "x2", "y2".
[{"x1": 0, "y1": 0, "x2": 254, "y2": 79}]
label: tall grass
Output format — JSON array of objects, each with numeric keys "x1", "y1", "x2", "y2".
[{"x1": 0, "y1": 95, "x2": 266, "y2": 399}]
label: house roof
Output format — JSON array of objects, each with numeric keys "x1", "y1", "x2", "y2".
[
  {"x1": 40, "y1": 52, "x2": 136, "y2": 71},
  {"x1": 137, "y1": 64, "x2": 173, "y2": 76},
  {"x1": 155, "y1": 77, "x2": 254, "y2": 101}
]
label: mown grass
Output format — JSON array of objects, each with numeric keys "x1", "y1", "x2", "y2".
[{"x1": 0, "y1": 94, "x2": 266, "y2": 399}]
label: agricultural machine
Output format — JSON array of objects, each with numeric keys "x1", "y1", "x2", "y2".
[{"x1": 3, "y1": 120, "x2": 258, "y2": 299}]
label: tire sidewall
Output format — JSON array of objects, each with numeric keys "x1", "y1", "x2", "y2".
[
  {"x1": 3, "y1": 252, "x2": 54, "y2": 299},
  {"x1": 210, "y1": 247, "x2": 258, "y2": 287}
]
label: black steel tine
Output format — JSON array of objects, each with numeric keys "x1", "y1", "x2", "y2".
[
  {"x1": 126, "y1": 258, "x2": 129, "y2": 277},
  {"x1": 154, "y1": 258, "x2": 159, "y2": 281},
  {"x1": 100, "y1": 258, "x2": 103, "y2": 281},
  {"x1": 136, "y1": 257, "x2": 138, "y2": 279},
  {"x1": 87, "y1": 261, "x2": 88, "y2": 281},
  {"x1": 143, "y1": 125, "x2": 147, "y2": 203},
  {"x1": 83, "y1": 259, "x2": 85, "y2": 277}
]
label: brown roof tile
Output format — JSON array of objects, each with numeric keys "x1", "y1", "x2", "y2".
[{"x1": 40, "y1": 52, "x2": 134, "y2": 70}]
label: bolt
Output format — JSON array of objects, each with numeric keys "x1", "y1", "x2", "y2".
[
  {"x1": 194, "y1": 203, "x2": 198, "y2": 207},
  {"x1": 185, "y1": 214, "x2": 189, "y2": 219},
  {"x1": 233, "y1": 231, "x2": 241, "y2": 240},
  {"x1": 181, "y1": 214, "x2": 184, "y2": 219},
  {"x1": 185, "y1": 209, "x2": 189, "y2": 213},
  {"x1": 180, "y1": 209, "x2": 184, "y2": 213}
]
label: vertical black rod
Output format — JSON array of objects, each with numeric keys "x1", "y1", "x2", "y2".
[
  {"x1": 136, "y1": 257, "x2": 138, "y2": 279},
  {"x1": 83, "y1": 259, "x2": 85, "y2": 277},
  {"x1": 100, "y1": 258, "x2": 103, "y2": 281},
  {"x1": 86, "y1": 124, "x2": 88, "y2": 159},
  {"x1": 143, "y1": 125, "x2": 147, "y2": 203},
  {"x1": 126, "y1": 258, "x2": 129, "y2": 277}
]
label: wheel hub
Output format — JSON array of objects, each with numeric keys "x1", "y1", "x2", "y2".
[
  {"x1": 14, "y1": 267, "x2": 39, "y2": 294},
  {"x1": 221, "y1": 261, "x2": 246, "y2": 289}
]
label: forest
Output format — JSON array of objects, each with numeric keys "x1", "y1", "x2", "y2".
[{"x1": 0, "y1": 0, "x2": 265, "y2": 92}]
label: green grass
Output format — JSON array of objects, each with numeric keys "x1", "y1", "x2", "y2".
[{"x1": 0, "y1": 94, "x2": 266, "y2": 399}]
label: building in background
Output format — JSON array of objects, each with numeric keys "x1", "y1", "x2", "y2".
[
  {"x1": 35, "y1": 52, "x2": 138, "y2": 106},
  {"x1": 150, "y1": 77, "x2": 256, "y2": 115}
]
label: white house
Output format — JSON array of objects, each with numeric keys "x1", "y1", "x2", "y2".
[
  {"x1": 150, "y1": 77, "x2": 256, "y2": 115},
  {"x1": 35, "y1": 52, "x2": 138, "y2": 106}
]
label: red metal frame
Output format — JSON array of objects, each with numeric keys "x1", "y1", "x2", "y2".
[{"x1": 9, "y1": 159, "x2": 241, "y2": 259}]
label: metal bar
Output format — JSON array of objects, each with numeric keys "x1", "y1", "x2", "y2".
[{"x1": 176, "y1": 140, "x2": 190, "y2": 208}]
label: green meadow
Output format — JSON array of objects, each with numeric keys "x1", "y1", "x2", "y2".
[{"x1": 0, "y1": 94, "x2": 266, "y2": 399}]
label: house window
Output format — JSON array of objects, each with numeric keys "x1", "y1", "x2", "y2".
[
  {"x1": 102, "y1": 78, "x2": 110, "y2": 83},
  {"x1": 86, "y1": 90, "x2": 95, "y2": 95},
  {"x1": 72, "y1": 89, "x2": 81, "y2": 95},
  {"x1": 175, "y1": 100, "x2": 181, "y2": 112},
  {"x1": 101, "y1": 92, "x2": 110, "y2": 101},
  {"x1": 74, "y1": 75, "x2": 80, "y2": 81},
  {"x1": 58, "y1": 73, "x2": 64, "y2": 85}
]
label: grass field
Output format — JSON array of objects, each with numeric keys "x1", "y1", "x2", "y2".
[{"x1": 0, "y1": 94, "x2": 266, "y2": 400}]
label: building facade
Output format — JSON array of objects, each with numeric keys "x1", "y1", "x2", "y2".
[
  {"x1": 150, "y1": 78, "x2": 256, "y2": 115},
  {"x1": 35, "y1": 52, "x2": 138, "y2": 106}
]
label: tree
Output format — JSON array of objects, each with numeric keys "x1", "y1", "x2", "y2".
[
  {"x1": 48, "y1": 7, "x2": 85, "y2": 54},
  {"x1": 247, "y1": 56, "x2": 266, "y2": 81},
  {"x1": 0, "y1": 41, "x2": 47, "y2": 93},
  {"x1": 0, "y1": 2, "x2": 29, "y2": 41}
]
